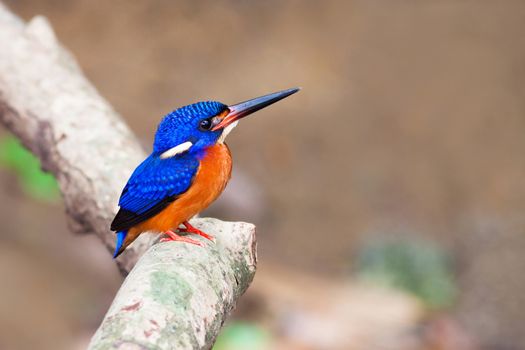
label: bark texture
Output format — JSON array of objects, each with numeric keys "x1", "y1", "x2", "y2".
[
  {"x1": 89, "y1": 219, "x2": 257, "y2": 350},
  {"x1": 0, "y1": 4, "x2": 257, "y2": 349}
]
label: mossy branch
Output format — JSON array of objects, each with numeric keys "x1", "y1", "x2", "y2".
[{"x1": 89, "y1": 219, "x2": 257, "y2": 350}]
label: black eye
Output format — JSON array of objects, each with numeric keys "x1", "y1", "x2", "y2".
[{"x1": 199, "y1": 118, "x2": 212, "y2": 131}]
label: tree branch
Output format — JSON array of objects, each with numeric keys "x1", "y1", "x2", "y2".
[
  {"x1": 0, "y1": 2, "x2": 147, "y2": 272},
  {"x1": 89, "y1": 219, "x2": 257, "y2": 350},
  {"x1": 0, "y1": 3, "x2": 257, "y2": 349}
]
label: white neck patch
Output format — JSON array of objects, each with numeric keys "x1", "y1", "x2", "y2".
[
  {"x1": 160, "y1": 141, "x2": 193, "y2": 159},
  {"x1": 218, "y1": 121, "x2": 239, "y2": 144}
]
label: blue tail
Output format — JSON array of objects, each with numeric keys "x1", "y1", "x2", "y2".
[{"x1": 113, "y1": 230, "x2": 128, "y2": 258}]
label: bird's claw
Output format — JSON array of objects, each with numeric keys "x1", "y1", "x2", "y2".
[
  {"x1": 180, "y1": 221, "x2": 215, "y2": 242},
  {"x1": 160, "y1": 230, "x2": 204, "y2": 247}
]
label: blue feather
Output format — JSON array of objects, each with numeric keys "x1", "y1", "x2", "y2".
[
  {"x1": 113, "y1": 231, "x2": 127, "y2": 258},
  {"x1": 118, "y1": 153, "x2": 200, "y2": 215}
]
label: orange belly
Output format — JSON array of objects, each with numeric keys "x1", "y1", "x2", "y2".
[{"x1": 125, "y1": 144, "x2": 232, "y2": 246}]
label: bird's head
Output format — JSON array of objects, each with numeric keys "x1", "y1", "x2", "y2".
[{"x1": 153, "y1": 88, "x2": 300, "y2": 158}]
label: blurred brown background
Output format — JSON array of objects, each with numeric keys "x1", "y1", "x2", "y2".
[{"x1": 1, "y1": 0, "x2": 525, "y2": 349}]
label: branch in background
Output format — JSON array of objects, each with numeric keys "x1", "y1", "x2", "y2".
[
  {"x1": 0, "y1": 2, "x2": 147, "y2": 272},
  {"x1": 0, "y1": 3, "x2": 257, "y2": 349}
]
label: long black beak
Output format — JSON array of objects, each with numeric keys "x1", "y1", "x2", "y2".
[{"x1": 211, "y1": 87, "x2": 300, "y2": 131}]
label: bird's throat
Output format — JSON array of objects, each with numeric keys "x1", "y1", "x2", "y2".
[{"x1": 218, "y1": 121, "x2": 238, "y2": 144}]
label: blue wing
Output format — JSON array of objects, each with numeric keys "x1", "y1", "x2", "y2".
[{"x1": 110, "y1": 153, "x2": 200, "y2": 231}]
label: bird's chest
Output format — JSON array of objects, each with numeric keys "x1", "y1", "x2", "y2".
[
  {"x1": 191, "y1": 143, "x2": 233, "y2": 205},
  {"x1": 161, "y1": 144, "x2": 232, "y2": 225}
]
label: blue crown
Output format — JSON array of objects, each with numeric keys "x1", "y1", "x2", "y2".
[{"x1": 153, "y1": 101, "x2": 227, "y2": 153}]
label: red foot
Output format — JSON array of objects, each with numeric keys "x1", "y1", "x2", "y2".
[
  {"x1": 180, "y1": 221, "x2": 215, "y2": 241},
  {"x1": 160, "y1": 230, "x2": 204, "y2": 246}
]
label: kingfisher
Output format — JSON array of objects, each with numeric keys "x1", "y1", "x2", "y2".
[{"x1": 111, "y1": 88, "x2": 299, "y2": 258}]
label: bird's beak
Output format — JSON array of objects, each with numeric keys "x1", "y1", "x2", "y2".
[{"x1": 211, "y1": 87, "x2": 300, "y2": 131}]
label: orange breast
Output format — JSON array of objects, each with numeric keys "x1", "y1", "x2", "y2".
[{"x1": 125, "y1": 144, "x2": 232, "y2": 244}]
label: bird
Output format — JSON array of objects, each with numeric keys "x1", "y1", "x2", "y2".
[{"x1": 111, "y1": 87, "x2": 300, "y2": 258}]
